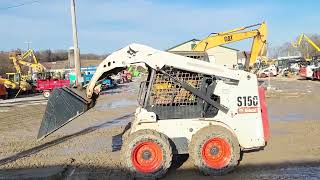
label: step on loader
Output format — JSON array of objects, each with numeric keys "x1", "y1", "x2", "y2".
[{"x1": 38, "y1": 43, "x2": 269, "y2": 178}]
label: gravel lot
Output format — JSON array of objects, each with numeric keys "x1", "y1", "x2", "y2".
[{"x1": 0, "y1": 77, "x2": 320, "y2": 179}]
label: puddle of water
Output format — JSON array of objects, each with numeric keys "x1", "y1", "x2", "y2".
[
  {"x1": 269, "y1": 112, "x2": 320, "y2": 121},
  {"x1": 95, "y1": 99, "x2": 137, "y2": 110},
  {"x1": 269, "y1": 113, "x2": 305, "y2": 121},
  {"x1": 98, "y1": 116, "x2": 131, "y2": 129},
  {"x1": 271, "y1": 129, "x2": 290, "y2": 135},
  {"x1": 254, "y1": 166, "x2": 320, "y2": 179}
]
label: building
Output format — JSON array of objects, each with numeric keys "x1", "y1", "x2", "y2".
[{"x1": 167, "y1": 39, "x2": 239, "y2": 68}]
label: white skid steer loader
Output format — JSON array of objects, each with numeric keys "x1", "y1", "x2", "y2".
[{"x1": 37, "y1": 43, "x2": 269, "y2": 178}]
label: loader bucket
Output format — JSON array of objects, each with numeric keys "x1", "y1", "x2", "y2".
[{"x1": 37, "y1": 87, "x2": 92, "y2": 140}]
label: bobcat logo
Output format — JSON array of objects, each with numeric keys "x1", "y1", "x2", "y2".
[{"x1": 127, "y1": 47, "x2": 138, "y2": 56}]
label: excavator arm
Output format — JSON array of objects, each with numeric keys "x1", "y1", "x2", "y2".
[
  {"x1": 293, "y1": 33, "x2": 320, "y2": 51},
  {"x1": 38, "y1": 43, "x2": 256, "y2": 139},
  {"x1": 193, "y1": 22, "x2": 267, "y2": 69},
  {"x1": 9, "y1": 49, "x2": 46, "y2": 74}
]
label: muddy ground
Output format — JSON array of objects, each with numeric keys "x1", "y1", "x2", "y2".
[{"x1": 0, "y1": 77, "x2": 320, "y2": 179}]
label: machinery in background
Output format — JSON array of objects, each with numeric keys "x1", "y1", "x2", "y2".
[
  {"x1": 0, "y1": 84, "x2": 8, "y2": 99},
  {"x1": 257, "y1": 64, "x2": 278, "y2": 78},
  {"x1": 193, "y1": 22, "x2": 267, "y2": 70},
  {"x1": 299, "y1": 55, "x2": 320, "y2": 80},
  {"x1": 3, "y1": 49, "x2": 46, "y2": 96},
  {"x1": 5, "y1": 73, "x2": 32, "y2": 92},
  {"x1": 292, "y1": 33, "x2": 320, "y2": 60},
  {"x1": 38, "y1": 43, "x2": 269, "y2": 178},
  {"x1": 34, "y1": 70, "x2": 70, "y2": 98},
  {"x1": 36, "y1": 78, "x2": 70, "y2": 98},
  {"x1": 0, "y1": 76, "x2": 18, "y2": 89},
  {"x1": 9, "y1": 49, "x2": 46, "y2": 81},
  {"x1": 292, "y1": 33, "x2": 320, "y2": 80}
]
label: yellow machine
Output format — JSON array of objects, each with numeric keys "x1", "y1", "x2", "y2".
[
  {"x1": 5, "y1": 73, "x2": 31, "y2": 91},
  {"x1": 0, "y1": 77, "x2": 18, "y2": 89},
  {"x1": 9, "y1": 49, "x2": 46, "y2": 81},
  {"x1": 292, "y1": 33, "x2": 320, "y2": 60},
  {"x1": 193, "y1": 22, "x2": 268, "y2": 69}
]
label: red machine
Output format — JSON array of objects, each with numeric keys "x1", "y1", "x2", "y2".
[
  {"x1": 0, "y1": 84, "x2": 8, "y2": 99},
  {"x1": 120, "y1": 70, "x2": 132, "y2": 83},
  {"x1": 36, "y1": 79, "x2": 70, "y2": 98}
]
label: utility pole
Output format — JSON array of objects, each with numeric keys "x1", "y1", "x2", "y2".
[
  {"x1": 70, "y1": 0, "x2": 82, "y2": 88},
  {"x1": 24, "y1": 41, "x2": 32, "y2": 76},
  {"x1": 24, "y1": 41, "x2": 32, "y2": 50}
]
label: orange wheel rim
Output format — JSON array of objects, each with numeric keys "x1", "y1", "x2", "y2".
[
  {"x1": 201, "y1": 137, "x2": 231, "y2": 169},
  {"x1": 131, "y1": 141, "x2": 163, "y2": 173}
]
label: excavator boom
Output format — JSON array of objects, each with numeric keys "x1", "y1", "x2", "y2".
[
  {"x1": 9, "y1": 49, "x2": 46, "y2": 75},
  {"x1": 293, "y1": 33, "x2": 320, "y2": 52},
  {"x1": 193, "y1": 22, "x2": 267, "y2": 69}
]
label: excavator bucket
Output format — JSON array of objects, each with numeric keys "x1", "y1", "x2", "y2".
[{"x1": 37, "y1": 87, "x2": 92, "y2": 140}]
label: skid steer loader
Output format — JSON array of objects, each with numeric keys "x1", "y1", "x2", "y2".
[{"x1": 38, "y1": 43, "x2": 269, "y2": 178}]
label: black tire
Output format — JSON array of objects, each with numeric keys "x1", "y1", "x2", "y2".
[
  {"x1": 189, "y1": 125, "x2": 241, "y2": 176},
  {"x1": 120, "y1": 129, "x2": 172, "y2": 179}
]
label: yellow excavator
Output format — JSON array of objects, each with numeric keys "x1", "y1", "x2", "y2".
[
  {"x1": 193, "y1": 22, "x2": 268, "y2": 70},
  {"x1": 292, "y1": 33, "x2": 320, "y2": 60},
  {"x1": 9, "y1": 49, "x2": 46, "y2": 81},
  {"x1": 0, "y1": 77, "x2": 18, "y2": 89}
]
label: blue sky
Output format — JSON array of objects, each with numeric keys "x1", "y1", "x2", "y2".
[{"x1": 0, "y1": 0, "x2": 319, "y2": 54}]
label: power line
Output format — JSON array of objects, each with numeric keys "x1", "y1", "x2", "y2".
[{"x1": 0, "y1": 0, "x2": 45, "y2": 11}]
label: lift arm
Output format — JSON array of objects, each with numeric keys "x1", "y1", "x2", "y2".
[
  {"x1": 193, "y1": 22, "x2": 267, "y2": 69},
  {"x1": 86, "y1": 43, "x2": 252, "y2": 98}
]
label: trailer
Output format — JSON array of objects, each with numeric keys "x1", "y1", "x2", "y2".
[{"x1": 36, "y1": 79, "x2": 70, "y2": 98}]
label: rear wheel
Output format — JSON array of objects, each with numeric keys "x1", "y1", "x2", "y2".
[
  {"x1": 43, "y1": 91, "x2": 50, "y2": 98},
  {"x1": 269, "y1": 72, "x2": 274, "y2": 77},
  {"x1": 260, "y1": 73, "x2": 266, "y2": 78},
  {"x1": 120, "y1": 129, "x2": 172, "y2": 179},
  {"x1": 189, "y1": 126, "x2": 240, "y2": 176}
]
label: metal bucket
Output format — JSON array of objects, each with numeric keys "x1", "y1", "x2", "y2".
[{"x1": 37, "y1": 87, "x2": 92, "y2": 140}]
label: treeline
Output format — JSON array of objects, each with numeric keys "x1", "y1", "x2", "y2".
[{"x1": 0, "y1": 49, "x2": 107, "y2": 75}]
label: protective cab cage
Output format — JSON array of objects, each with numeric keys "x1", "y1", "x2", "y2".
[{"x1": 138, "y1": 66, "x2": 222, "y2": 120}]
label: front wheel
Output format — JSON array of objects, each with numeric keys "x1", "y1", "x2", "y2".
[
  {"x1": 189, "y1": 126, "x2": 241, "y2": 176},
  {"x1": 120, "y1": 129, "x2": 172, "y2": 179}
]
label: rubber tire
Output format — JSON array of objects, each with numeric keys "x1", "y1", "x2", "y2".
[
  {"x1": 120, "y1": 129, "x2": 172, "y2": 179},
  {"x1": 269, "y1": 72, "x2": 274, "y2": 77},
  {"x1": 189, "y1": 125, "x2": 241, "y2": 176},
  {"x1": 43, "y1": 91, "x2": 50, "y2": 98},
  {"x1": 260, "y1": 73, "x2": 266, "y2": 78}
]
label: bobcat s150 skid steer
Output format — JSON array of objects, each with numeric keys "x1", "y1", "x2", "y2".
[{"x1": 37, "y1": 43, "x2": 269, "y2": 178}]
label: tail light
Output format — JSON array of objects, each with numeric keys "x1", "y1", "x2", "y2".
[{"x1": 258, "y1": 87, "x2": 270, "y2": 141}]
